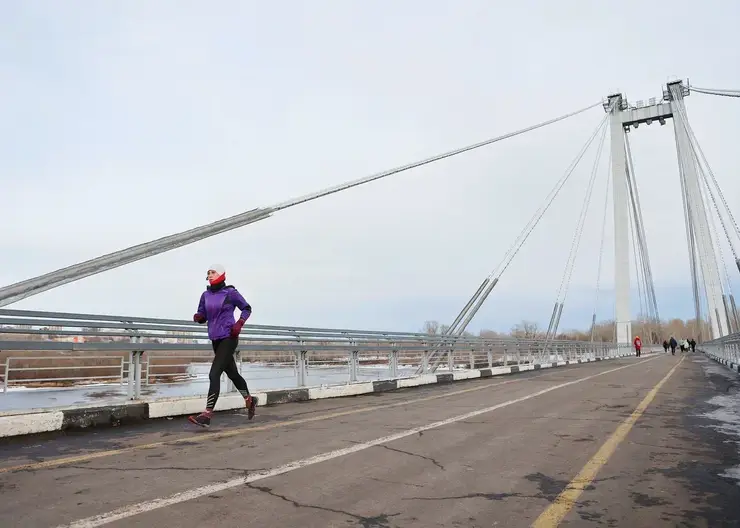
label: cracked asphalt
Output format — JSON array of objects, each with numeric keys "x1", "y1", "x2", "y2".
[{"x1": 1, "y1": 354, "x2": 739, "y2": 527}]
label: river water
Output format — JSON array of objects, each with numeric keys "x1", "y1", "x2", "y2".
[
  {"x1": 0, "y1": 352, "x2": 589, "y2": 413},
  {"x1": 0, "y1": 362, "x2": 420, "y2": 413}
]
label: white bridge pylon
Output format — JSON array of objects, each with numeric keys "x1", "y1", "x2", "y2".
[{"x1": 605, "y1": 80, "x2": 732, "y2": 343}]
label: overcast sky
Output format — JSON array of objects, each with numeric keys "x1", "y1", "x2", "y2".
[{"x1": 1, "y1": 1, "x2": 739, "y2": 334}]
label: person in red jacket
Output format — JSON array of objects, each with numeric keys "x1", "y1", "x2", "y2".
[
  {"x1": 633, "y1": 335, "x2": 642, "y2": 357},
  {"x1": 188, "y1": 264, "x2": 257, "y2": 428}
]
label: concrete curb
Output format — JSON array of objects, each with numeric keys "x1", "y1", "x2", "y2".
[
  {"x1": 703, "y1": 351, "x2": 740, "y2": 374},
  {"x1": 0, "y1": 353, "x2": 639, "y2": 439}
]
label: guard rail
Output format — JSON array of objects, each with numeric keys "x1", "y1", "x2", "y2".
[
  {"x1": 0, "y1": 308, "x2": 631, "y2": 400},
  {"x1": 700, "y1": 331, "x2": 740, "y2": 365}
]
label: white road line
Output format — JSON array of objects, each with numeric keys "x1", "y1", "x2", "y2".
[{"x1": 58, "y1": 356, "x2": 659, "y2": 528}]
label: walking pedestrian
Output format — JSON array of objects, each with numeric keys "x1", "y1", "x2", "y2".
[{"x1": 669, "y1": 336, "x2": 677, "y2": 355}]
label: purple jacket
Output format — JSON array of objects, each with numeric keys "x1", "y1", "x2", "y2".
[{"x1": 196, "y1": 285, "x2": 252, "y2": 341}]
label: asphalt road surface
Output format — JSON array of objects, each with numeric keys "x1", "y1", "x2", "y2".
[{"x1": 1, "y1": 353, "x2": 739, "y2": 527}]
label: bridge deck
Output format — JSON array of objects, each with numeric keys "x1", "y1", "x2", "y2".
[{"x1": 1, "y1": 354, "x2": 738, "y2": 527}]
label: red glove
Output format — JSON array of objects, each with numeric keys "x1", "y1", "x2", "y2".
[
  {"x1": 230, "y1": 318, "x2": 246, "y2": 338},
  {"x1": 193, "y1": 313, "x2": 206, "y2": 324}
]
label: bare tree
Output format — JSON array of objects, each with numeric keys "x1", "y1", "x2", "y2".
[
  {"x1": 422, "y1": 317, "x2": 708, "y2": 343},
  {"x1": 510, "y1": 320, "x2": 540, "y2": 339},
  {"x1": 422, "y1": 320, "x2": 440, "y2": 335}
]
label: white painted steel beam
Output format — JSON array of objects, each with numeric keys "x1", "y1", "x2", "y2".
[{"x1": 607, "y1": 94, "x2": 632, "y2": 345}]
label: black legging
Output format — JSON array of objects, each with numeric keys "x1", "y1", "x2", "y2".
[{"x1": 206, "y1": 337, "x2": 250, "y2": 411}]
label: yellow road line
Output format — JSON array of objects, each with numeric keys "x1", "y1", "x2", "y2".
[
  {"x1": 1, "y1": 356, "x2": 658, "y2": 475},
  {"x1": 531, "y1": 355, "x2": 684, "y2": 528}
]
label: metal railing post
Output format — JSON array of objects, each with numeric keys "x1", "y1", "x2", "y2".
[
  {"x1": 296, "y1": 338, "x2": 307, "y2": 387},
  {"x1": 487, "y1": 347, "x2": 494, "y2": 368},
  {"x1": 134, "y1": 350, "x2": 143, "y2": 399},
  {"x1": 144, "y1": 350, "x2": 151, "y2": 386},
  {"x1": 349, "y1": 349, "x2": 358, "y2": 383},
  {"x1": 447, "y1": 348, "x2": 454, "y2": 372},
  {"x1": 296, "y1": 350, "x2": 307, "y2": 387},
  {"x1": 127, "y1": 351, "x2": 135, "y2": 399},
  {"x1": 3, "y1": 357, "x2": 9, "y2": 393},
  {"x1": 125, "y1": 326, "x2": 139, "y2": 400},
  {"x1": 389, "y1": 346, "x2": 398, "y2": 378},
  {"x1": 421, "y1": 347, "x2": 429, "y2": 374}
]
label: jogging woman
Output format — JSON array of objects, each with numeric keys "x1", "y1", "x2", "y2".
[{"x1": 188, "y1": 264, "x2": 257, "y2": 427}]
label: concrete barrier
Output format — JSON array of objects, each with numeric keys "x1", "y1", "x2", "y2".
[
  {"x1": 0, "y1": 353, "x2": 640, "y2": 439},
  {"x1": 702, "y1": 350, "x2": 740, "y2": 373}
]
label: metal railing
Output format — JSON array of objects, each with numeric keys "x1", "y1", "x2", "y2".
[
  {"x1": 0, "y1": 308, "x2": 632, "y2": 401},
  {"x1": 701, "y1": 332, "x2": 740, "y2": 365}
]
